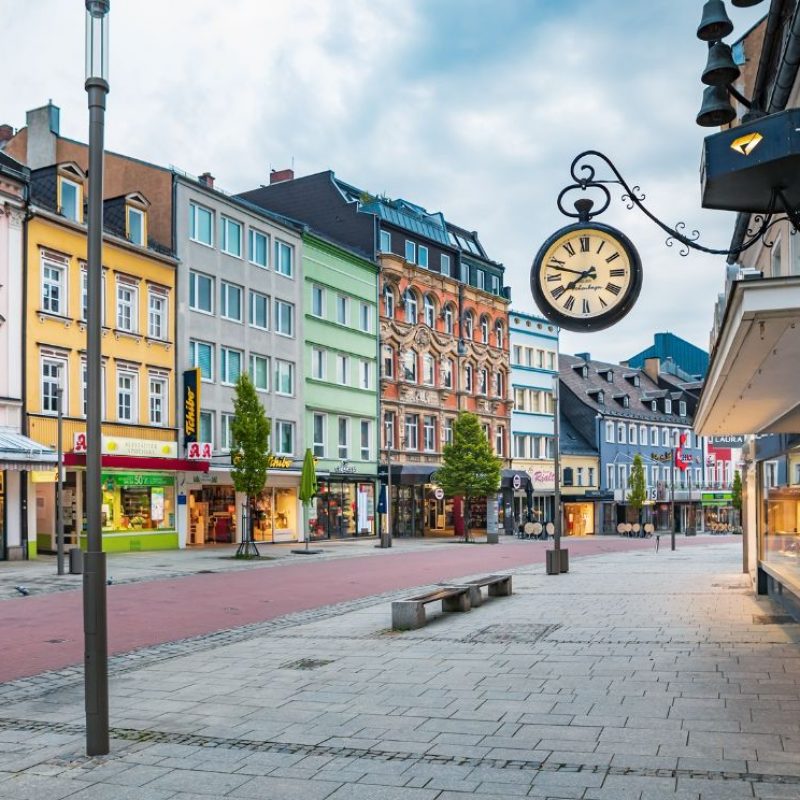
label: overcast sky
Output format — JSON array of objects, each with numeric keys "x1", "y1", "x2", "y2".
[{"x1": 3, "y1": 0, "x2": 767, "y2": 364}]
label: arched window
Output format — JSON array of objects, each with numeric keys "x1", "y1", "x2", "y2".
[
  {"x1": 617, "y1": 422, "x2": 626, "y2": 444},
  {"x1": 383, "y1": 285, "x2": 394, "y2": 318},
  {"x1": 422, "y1": 353, "x2": 435, "y2": 386},
  {"x1": 402, "y1": 349, "x2": 417, "y2": 382},
  {"x1": 605, "y1": 421, "x2": 615, "y2": 443},
  {"x1": 480, "y1": 315, "x2": 489, "y2": 344},
  {"x1": 441, "y1": 358, "x2": 453, "y2": 389},
  {"x1": 495, "y1": 371, "x2": 505, "y2": 398},
  {"x1": 479, "y1": 368, "x2": 488, "y2": 395},
  {"x1": 423, "y1": 294, "x2": 435, "y2": 328},
  {"x1": 662, "y1": 427, "x2": 670, "y2": 447},
  {"x1": 443, "y1": 304, "x2": 454, "y2": 335},
  {"x1": 404, "y1": 289, "x2": 418, "y2": 324},
  {"x1": 640, "y1": 425, "x2": 648, "y2": 445},
  {"x1": 381, "y1": 344, "x2": 394, "y2": 378},
  {"x1": 463, "y1": 311, "x2": 474, "y2": 340},
  {"x1": 629, "y1": 424, "x2": 637, "y2": 444},
  {"x1": 672, "y1": 428, "x2": 680, "y2": 446},
  {"x1": 495, "y1": 321, "x2": 504, "y2": 348},
  {"x1": 650, "y1": 426, "x2": 658, "y2": 446},
  {"x1": 464, "y1": 364, "x2": 473, "y2": 393}
]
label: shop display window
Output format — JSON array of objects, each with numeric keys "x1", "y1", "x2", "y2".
[
  {"x1": 313, "y1": 480, "x2": 375, "y2": 538},
  {"x1": 100, "y1": 473, "x2": 175, "y2": 532},
  {"x1": 763, "y1": 487, "x2": 800, "y2": 576}
]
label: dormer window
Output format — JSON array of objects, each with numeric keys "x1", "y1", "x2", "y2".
[
  {"x1": 60, "y1": 178, "x2": 81, "y2": 222},
  {"x1": 581, "y1": 365, "x2": 588, "y2": 378},
  {"x1": 597, "y1": 390, "x2": 605, "y2": 405},
  {"x1": 651, "y1": 400, "x2": 657, "y2": 411},
  {"x1": 664, "y1": 398, "x2": 672, "y2": 414},
  {"x1": 679, "y1": 400, "x2": 687, "y2": 417},
  {"x1": 625, "y1": 373, "x2": 640, "y2": 387},
  {"x1": 127, "y1": 207, "x2": 145, "y2": 245},
  {"x1": 622, "y1": 395, "x2": 629, "y2": 408},
  {"x1": 605, "y1": 370, "x2": 614, "y2": 383}
]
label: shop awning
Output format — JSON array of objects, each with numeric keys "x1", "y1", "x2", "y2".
[
  {"x1": 64, "y1": 453, "x2": 210, "y2": 472},
  {"x1": 0, "y1": 428, "x2": 57, "y2": 470},
  {"x1": 501, "y1": 469, "x2": 532, "y2": 491},
  {"x1": 696, "y1": 276, "x2": 800, "y2": 436},
  {"x1": 378, "y1": 464, "x2": 438, "y2": 485}
]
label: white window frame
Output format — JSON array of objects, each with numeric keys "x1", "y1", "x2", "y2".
[
  {"x1": 220, "y1": 281, "x2": 243, "y2": 322},
  {"x1": 313, "y1": 413, "x2": 326, "y2": 458},
  {"x1": 312, "y1": 347, "x2": 326, "y2": 381},
  {"x1": 220, "y1": 346, "x2": 243, "y2": 386},
  {"x1": 190, "y1": 339, "x2": 214, "y2": 382},
  {"x1": 495, "y1": 425, "x2": 505, "y2": 456},
  {"x1": 418, "y1": 245, "x2": 429, "y2": 269},
  {"x1": 148, "y1": 373, "x2": 168, "y2": 426},
  {"x1": 382, "y1": 344, "x2": 394, "y2": 379},
  {"x1": 405, "y1": 240, "x2": 416, "y2": 264},
  {"x1": 404, "y1": 290, "x2": 418, "y2": 324},
  {"x1": 199, "y1": 410, "x2": 214, "y2": 448},
  {"x1": 274, "y1": 299, "x2": 294, "y2": 337},
  {"x1": 117, "y1": 367, "x2": 138, "y2": 423},
  {"x1": 249, "y1": 353, "x2": 269, "y2": 392},
  {"x1": 440, "y1": 253, "x2": 451, "y2": 276},
  {"x1": 116, "y1": 279, "x2": 138, "y2": 333},
  {"x1": 248, "y1": 228, "x2": 269, "y2": 268},
  {"x1": 444, "y1": 305, "x2": 453, "y2": 334},
  {"x1": 379, "y1": 229, "x2": 391, "y2": 253},
  {"x1": 249, "y1": 290, "x2": 269, "y2": 330},
  {"x1": 59, "y1": 177, "x2": 81, "y2": 222},
  {"x1": 424, "y1": 295, "x2": 435, "y2": 328},
  {"x1": 336, "y1": 354, "x2": 350, "y2": 386},
  {"x1": 338, "y1": 417, "x2": 350, "y2": 460},
  {"x1": 220, "y1": 412, "x2": 235, "y2": 451},
  {"x1": 274, "y1": 359, "x2": 295, "y2": 396},
  {"x1": 189, "y1": 202, "x2": 214, "y2": 247},
  {"x1": 41, "y1": 354, "x2": 67, "y2": 415},
  {"x1": 650, "y1": 426, "x2": 658, "y2": 446},
  {"x1": 383, "y1": 285, "x2": 395, "y2": 318},
  {"x1": 275, "y1": 420, "x2": 295, "y2": 456},
  {"x1": 336, "y1": 294, "x2": 349, "y2": 325},
  {"x1": 359, "y1": 302, "x2": 371, "y2": 332},
  {"x1": 405, "y1": 414, "x2": 419, "y2": 450},
  {"x1": 360, "y1": 360, "x2": 372, "y2": 390},
  {"x1": 617, "y1": 423, "x2": 626, "y2": 444},
  {"x1": 220, "y1": 216, "x2": 243, "y2": 258},
  {"x1": 423, "y1": 415, "x2": 436, "y2": 452},
  {"x1": 360, "y1": 419, "x2": 371, "y2": 461},
  {"x1": 422, "y1": 354, "x2": 435, "y2": 387},
  {"x1": 311, "y1": 285, "x2": 325, "y2": 318},
  {"x1": 41, "y1": 259, "x2": 66, "y2": 316},
  {"x1": 147, "y1": 288, "x2": 168, "y2": 340},
  {"x1": 275, "y1": 240, "x2": 294, "y2": 277},
  {"x1": 189, "y1": 271, "x2": 214, "y2": 314}
]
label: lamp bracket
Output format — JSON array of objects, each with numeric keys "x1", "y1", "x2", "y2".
[{"x1": 557, "y1": 149, "x2": 799, "y2": 258}]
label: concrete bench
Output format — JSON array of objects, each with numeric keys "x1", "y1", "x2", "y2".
[
  {"x1": 392, "y1": 586, "x2": 471, "y2": 630},
  {"x1": 457, "y1": 574, "x2": 513, "y2": 607}
]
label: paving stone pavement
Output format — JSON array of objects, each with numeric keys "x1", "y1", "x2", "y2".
[{"x1": 2, "y1": 541, "x2": 800, "y2": 799}]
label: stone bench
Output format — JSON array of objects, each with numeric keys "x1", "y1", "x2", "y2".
[
  {"x1": 391, "y1": 586, "x2": 471, "y2": 630},
  {"x1": 457, "y1": 574, "x2": 513, "y2": 607}
]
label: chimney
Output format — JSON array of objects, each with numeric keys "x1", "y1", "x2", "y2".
[
  {"x1": 643, "y1": 357, "x2": 660, "y2": 383},
  {"x1": 270, "y1": 168, "x2": 294, "y2": 185},
  {"x1": 574, "y1": 352, "x2": 591, "y2": 362},
  {"x1": 0, "y1": 124, "x2": 13, "y2": 147},
  {"x1": 198, "y1": 172, "x2": 215, "y2": 189},
  {"x1": 25, "y1": 101, "x2": 60, "y2": 169}
]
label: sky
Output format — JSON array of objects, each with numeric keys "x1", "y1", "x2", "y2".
[{"x1": 2, "y1": 0, "x2": 768, "y2": 364}]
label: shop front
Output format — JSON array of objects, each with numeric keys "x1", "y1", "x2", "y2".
[
  {"x1": 564, "y1": 501, "x2": 595, "y2": 536},
  {"x1": 500, "y1": 470, "x2": 533, "y2": 535},
  {"x1": 380, "y1": 465, "x2": 448, "y2": 537},
  {"x1": 313, "y1": 477, "x2": 376, "y2": 539},
  {"x1": 761, "y1": 484, "x2": 800, "y2": 582},
  {"x1": 702, "y1": 490, "x2": 736, "y2": 532}
]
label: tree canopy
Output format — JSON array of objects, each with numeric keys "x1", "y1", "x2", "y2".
[{"x1": 229, "y1": 373, "x2": 271, "y2": 500}]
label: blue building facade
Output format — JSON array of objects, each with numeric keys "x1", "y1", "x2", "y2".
[
  {"x1": 560, "y1": 353, "x2": 706, "y2": 534},
  {"x1": 626, "y1": 332, "x2": 709, "y2": 380},
  {"x1": 509, "y1": 311, "x2": 559, "y2": 529}
]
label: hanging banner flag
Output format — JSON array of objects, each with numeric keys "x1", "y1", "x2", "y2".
[
  {"x1": 183, "y1": 368, "x2": 201, "y2": 446},
  {"x1": 675, "y1": 432, "x2": 690, "y2": 472}
]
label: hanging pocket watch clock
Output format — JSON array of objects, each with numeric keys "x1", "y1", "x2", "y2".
[{"x1": 531, "y1": 217, "x2": 642, "y2": 332}]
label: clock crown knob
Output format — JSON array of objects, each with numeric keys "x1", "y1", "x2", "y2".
[{"x1": 574, "y1": 198, "x2": 594, "y2": 222}]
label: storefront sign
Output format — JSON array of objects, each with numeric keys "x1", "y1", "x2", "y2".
[
  {"x1": 711, "y1": 435, "x2": 746, "y2": 447},
  {"x1": 103, "y1": 472, "x2": 174, "y2": 488},
  {"x1": 433, "y1": 487, "x2": 444, "y2": 500},
  {"x1": 30, "y1": 469, "x2": 57, "y2": 483},
  {"x1": 73, "y1": 433, "x2": 177, "y2": 459},
  {"x1": 529, "y1": 468, "x2": 556, "y2": 492},
  {"x1": 333, "y1": 459, "x2": 358, "y2": 474},
  {"x1": 267, "y1": 455, "x2": 294, "y2": 469},
  {"x1": 183, "y1": 368, "x2": 201, "y2": 445},
  {"x1": 702, "y1": 491, "x2": 733, "y2": 505},
  {"x1": 187, "y1": 442, "x2": 212, "y2": 461},
  {"x1": 512, "y1": 474, "x2": 522, "y2": 491}
]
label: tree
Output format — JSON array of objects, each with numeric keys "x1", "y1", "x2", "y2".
[
  {"x1": 435, "y1": 412, "x2": 501, "y2": 542},
  {"x1": 627, "y1": 453, "x2": 647, "y2": 525},
  {"x1": 229, "y1": 373, "x2": 271, "y2": 557},
  {"x1": 731, "y1": 470, "x2": 742, "y2": 529}
]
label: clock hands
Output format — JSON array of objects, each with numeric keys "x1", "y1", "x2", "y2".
[
  {"x1": 548, "y1": 265, "x2": 589, "y2": 277},
  {"x1": 566, "y1": 267, "x2": 597, "y2": 290}
]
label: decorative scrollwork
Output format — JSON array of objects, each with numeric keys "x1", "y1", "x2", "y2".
[{"x1": 557, "y1": 149, "x2": 799, "y2": 258}]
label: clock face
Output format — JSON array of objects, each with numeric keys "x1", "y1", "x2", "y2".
[{"x1": 530, "y1": 222, "x2": 642, "y2": 332}]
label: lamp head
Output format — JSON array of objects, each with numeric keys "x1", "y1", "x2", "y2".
[
  {"x1": 697, "y1": 0, "x2": 734, "y2": 41},
  {"x1": 85, "y1": 0, "x2": 110, "y2": 83},
  {"x1": 696, "y1": 85, "x2": 736, "y2": 127}
]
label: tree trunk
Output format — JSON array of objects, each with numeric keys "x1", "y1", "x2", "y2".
[{"x1": 464, "y1": 495, "x2": 470, "y2": 543}]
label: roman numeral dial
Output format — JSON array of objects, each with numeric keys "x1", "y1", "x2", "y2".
[{"x1": 532, "y1": 224, "x2": 643, "y2": 332}]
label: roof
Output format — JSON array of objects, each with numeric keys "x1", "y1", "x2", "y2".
[
  {"x1": 560, "y1": 413, "x2": 597, "y2": 456},
  {"x1": 0, "y1": 150, "x2": 29, "y2": 181},
  {"x1": 0, "y1": 429, "x2": 57, "y2": 469},
  {"x1": 626, "y1": 332, "x2": 709, "y2": 379}
]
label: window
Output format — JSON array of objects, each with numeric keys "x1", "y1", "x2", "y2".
[
  {"x1": 338, "y1": 417, "x2": 349, "y2": 459},
  {"x1": 116, "y1": 280, "x2": 138, "y2": 332},
  {"x1": 423, "y1": 415, "x2": 436, "y2": 452},
  {"x1": 275, "y1": 420, "x2": 294, "y2": 455},
  {"x1": 662, "y1": 428, "x2": 670, "y2": 447},
  {"x1": 537, "y1": 350, "x2": 545, "y2": 368},
  {"x1": 672, "y1": 428, "x2": 680, "y2": 446},
  {"x1": 220, "y1": 412, "x2": 234, "y2": 451},
  {"x1": 548, "y1": 352, "x2": 556, "y2": 370},
  {"x1": 42, "y1": 260, "x2": 65, "y2": 315},
  {"x1": 650, "y1": 426, "x2": 658, "y2": 446},
  {"x1": 359, "y1": 303, "x2": 371, "y2": 332},
  {"x1": 618, "y1": 465, "x2": 628, "y2": 490},
  {"x1": 313, "y1": 413, "x2": 326, "y2": 458},
  {"x1": 405, "y1": 240, "x2": 416, "y2": 263},
  {"x1": 404, "y1": 290, "x2": 418, "y2": 324},
  {"x1": 189, "y1": 202, "x2": 213, "y2": 246},
  {"x1": 679, "y1": 401, "x2": 687, "y2": 417},
  {"x1": 640, "y1": 425, "x2": 648, "y2": 446},
  {"x1": 220, "y1": 281, "x2": 242, "y2": 322},
  {"x1": 383, "y1": 285, "x2": 395, "y2": 318},
  {"x1": 423, "y1": 354, "x2": 435, "y2": 386},
  {"x1": 199, "y1": 411, "x2": 214, "y2": 447},
  {"x1": 514, "y1": 434, "x2": 526, "y2": 459},
  {"x1": 274, "y1": 300, "x2": 294, "y2": 336},
  {"x1": 336, "y1": 294, "x2": 349, "y2": 325},
  {"x1": 664, "y1": 398, "x2": 672, "y2": 414},
  {"x1": 577, "y1": 467, "x2": 585, "y2": 487},
  {"x1": 424, "y1": 295, "x2": 435, "y2": 327},
  {"x1": 149, "y1": 374, "x2": 167, "y2": 426},
  {"x1": 312, "y1": 347, "x2": 326, "y2": 380},
  {"x1": 464, "y1": 364, "x2": 473, "y2": 393},
  {"x1": 651, "y1": 400, "x2": 658, "y2": 411},
  {"x1": 360, "y1": 420, "x2": 371, "y2": 461},
  {"x1": 444, "y1": 418, "x2": 454, "y2": 446},
  {"x1": 189, "y1": 271, "x2": 214, "y2": 314},
  {"x1": 220, "y1": 347, "x2": 242, "y2": 385},
  {"x1": 480, "y1": 316, "x2": 489, "y2": 344},
  {"x1": 443, "y1": 305, "x2": 454, "y2": 334},
  {"x1": 617, "y1": 423, "x2": 626, "y2": 444},
  {"x1": 405, "y1": 414, "x2": 419, "y2": 450},
  {"x1": 117, "y1": 368, "x2": 137, "y2": 422},
  {"x1": 495, "y1": 426, "x2": 505, "y2": 456},
  {"x1": 189, "y1": 340, "x2": 214, "y2": 380},
  {"x1": 41, "y1": 357, "x2": 66, "y2": 414},
  {"x1": 463, "y1": 311, "x2": 474, "y2": 339},
  {"x1": 249, "y1": 354, "x2": 269, "y2": 391},
  {"x1": 476, "y1": 270, "x2": 485, "y2": 290},
  {"x1": 495, "y1": 322, "x2": 504, "y2": 348},
  {"x1": 311, "y1": 285, "x2": 325, "y2": 318},
  {"x1": 249, "y1": 228, "x2": 269, "y2": 267},
  {"x1": 495, "y1": 371, "x2": 505, "y2": 398},
  {"x1": 442, "y1": 358, "x2": 453, "y2": 389},
  {"x1": 359, "y1": 360, "x2": 372, "y2": 390},
  {"x1": 148, "y1": 289, "x2": 167, "y2": 339},
  {"x1": 384, "y1": 411, "x2": 395, "y2": 449},
  {"x1": 249, "y1": 290, "x2": 269, "y2": 329},
  {"x1": 606, "y1": 464, "x2": 615, "y2": 490},
  {"x1": 629, "y1": 424, "x2": 637, "y2": 445},
  {"x1": 275, "y1": 359, "x2": 294, "y2": 395},
  {"x1": 402, "y1": 350, "x2": 417, "y2": 382},
  {"x1": 379, "y1": 229, "x2": 391, "y2": 253},
  {"x1": 440, "y1": 254, "x2": 451, "y2": 276},
  {"x1": 418, "y1": 245, "x2": 429, "y2": 269},
  {"x1": 127, "y1": 207, "x2": 145, "y2": 245},
  {"x1": 274, "y1": 240, "x2": 293, "y2": 277},
  {"x1": 483, "y1": 424, "x2": 491, "y2": 441},
  {"x1": 382, "y1": 345, "x2": 394, "y2": 378},
  {"x1": 479, "y1": 368, "x2": 488, "y2": 395},
  {"x1": 491, "y1": 275, "x2": 500, "y2": 295},
  {"x1": 336, "y1": 354, "x2": 349, "y2": 385},
  {"x1": 588, "y1": 467, "x2": 595, "y2": 486},
  {"x1": 59, "y1": 177, "x2": 81, "y2": 222}
]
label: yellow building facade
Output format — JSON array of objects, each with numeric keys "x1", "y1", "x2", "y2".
[
  {"x1": 560, "y1": 453, "x2": 600, "y2": 536},
  {"x1": 26, "y1": 162, "x2": 182, "y2": 553}
]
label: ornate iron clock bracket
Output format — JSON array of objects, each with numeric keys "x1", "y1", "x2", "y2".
[{"x1": 557, "y1": 150, "x2": 797, "y2": 258}]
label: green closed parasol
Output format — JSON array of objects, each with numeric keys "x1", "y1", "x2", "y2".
[{"x1": 295, "y1": 448, "x2": 321, "y2": 554}]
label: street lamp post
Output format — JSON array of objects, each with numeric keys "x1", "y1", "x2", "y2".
[
  {"x1": 670, "y1": 447, "x2": 676, "y2": 551},
  {"x1": 546, "y1": 379, "x2": 568, "y2": 574},
  {"x1": 56, "y1": 382, "x2": 64, "y2": 575},
  {"x1": 83, "y1": 0, "x2": 110, "y2": 756}
]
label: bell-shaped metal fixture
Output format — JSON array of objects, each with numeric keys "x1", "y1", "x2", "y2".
[
  {"x1": 697, "y1": 0, "x2": 734, "y2": 41},
  {"x1": 702, "y1": 41, "x2": 741, "y2": 86},
  {"x1": 697, "y1": 85, "x2": 736, "y2": 127},
  {"x1": 731, "y1": 0, "x2": 765, "y2": 7}
]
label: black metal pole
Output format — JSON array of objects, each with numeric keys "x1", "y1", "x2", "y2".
[
  {"x1": 670, "y1": 448, "x2": 676, "y2": 552},
  {"x1": 56, "y1": 384, "x2": 64, "y2": 575},
  {"x1": 84, "y1": 75, "x2": 110, "y2": 756}
]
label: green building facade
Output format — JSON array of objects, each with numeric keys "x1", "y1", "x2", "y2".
[{"x1": 303, "y1": 233, "x2": 380, "y2": 539}]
